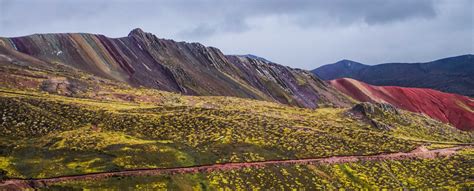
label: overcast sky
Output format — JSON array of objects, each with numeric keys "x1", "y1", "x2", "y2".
[{"x1": 0, "y1": 0, "x2": 472, "y2": 69}]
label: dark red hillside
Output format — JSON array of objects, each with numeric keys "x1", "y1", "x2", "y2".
[{"x1": 330, "y1": 78, "x2": 474, "y2": 131}]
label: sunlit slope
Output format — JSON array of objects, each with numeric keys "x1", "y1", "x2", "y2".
[
  {"x1": 50, "y1": 149, "x2": 474, "y2": 190},
  {"x1": 0, "y1": 45, "x2": 472, "y2": 189},
  {"x1": 1, "y1": 86, "x2": 472, "y2": 179}
]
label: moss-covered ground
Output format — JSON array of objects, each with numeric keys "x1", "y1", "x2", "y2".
[
  {"x1": 1, "y1": 87, "x2": 472, "y2": 181},
  {"x1": 0, "y1": 61, "x2": 473, "y2": 188},
  {"x1": 46, "y1": 149, "x2": 473, "y2": 190}
]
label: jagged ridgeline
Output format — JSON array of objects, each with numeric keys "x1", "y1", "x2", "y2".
[
  {"x1": 1, "y1": 29, "x2": 473, "y2": 189},
  {"x1": 0, "y1": 29, "x2": 350, "y2": 108}
]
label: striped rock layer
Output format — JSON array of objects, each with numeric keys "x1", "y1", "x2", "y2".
[{"x1": 0, "y1": 28, "x2": 350, "y2": 108}]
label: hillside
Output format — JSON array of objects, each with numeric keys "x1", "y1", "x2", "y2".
[
  {"x1": 1, "y1": 48, "x2": 473, "y2": 189},
  {"x1": 1, "y1": 82, "x2": 472, "y2": 189},
  {"x1": 313, "y1": 55, "x2": 474, "y2": 97},
  {"x1": 0, "y1": 29, "x2": 350, "y2": 108},
  {"x1": 0, "y1": 30, "x2": 473, "y2": 189},
  {"x1": 330, "y1": 78, "x2": 474, "y2": 131}
]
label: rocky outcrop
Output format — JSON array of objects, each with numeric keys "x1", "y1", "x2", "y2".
[
  {"x1": 351, "y1": 102, "x2": 400, "y2": 117},
  {"x1": 350, "y1": 102, "x2": 402, "y2": 130},
  {"x1": 0, "y1": 29, "x2": 351, "y2": 108},
  {"x1": 40, "y1": 77, "x2": 87, "y2": 96},
  {"x1": 333, "y1": 78, "x2": 474, "y2": 131}
]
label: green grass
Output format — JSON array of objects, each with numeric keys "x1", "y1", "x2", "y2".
[
  {"x1": 0, "y1": 87, "x2": 472, "y2": 180},
  {"x1": 1, "y1": 51, "x2": 473, "y2": 189},
  {"x1": 47, "y1": 153, "x2": 474, "y2": 190}
]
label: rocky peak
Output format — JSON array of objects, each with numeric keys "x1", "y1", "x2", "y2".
[
  {"x1": 128, "y1": 28, "x2": 147, "y2": 37},
  {"x1": 1, "y1": 30, "x2": 352, "y2": 108},
  {"x1": 242, "y1": 54, "x2": 273, "y2": 63}
]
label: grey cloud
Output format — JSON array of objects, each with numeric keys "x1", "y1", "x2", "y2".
[
  {"x1": 361, "y1": 0, "x2": 436, "y2": 24},
  {"x1": 173, "y1": 0, "x2": 437, "y2": 38},
  {"x1": 1, "y1": 0, "x2": 437, "y2": 38},
  {"x1": 178, "y1": 16, "x2": 250, "y2": 38},
  {"x1": 0, "y1": 0, "x2": 471, "y2": 69},
  {"x1": 0, "y1": 0, "x2": 109, "y2": 36},
  {"x1": 179, "y1": 24, "x2": 217, "y2": 38}
]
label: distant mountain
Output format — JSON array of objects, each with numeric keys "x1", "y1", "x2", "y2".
[
  {"x1": 313, "y1": 55, "x2": 474, "y2": 97},
  {"x1": 313, "y1": 59, "x2": 368, "y2": 80},
  {"x1": 330, "y1": 78, "x2": 474, "y2": 131},
  {"x1": 1, "y1": 29, "x2": 473, "y2": 189},
  {"x1": 0, "y1": 28, "x2": 350, "y2": 108}
]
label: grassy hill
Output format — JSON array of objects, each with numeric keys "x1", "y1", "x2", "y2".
[{"x1": 0, "y1": 45, "x2": 473, "y2": 189}]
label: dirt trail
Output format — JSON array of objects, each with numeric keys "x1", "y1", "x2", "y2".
[{"x1": 0, "y1": 146, "x2": 469, "y2": 189}]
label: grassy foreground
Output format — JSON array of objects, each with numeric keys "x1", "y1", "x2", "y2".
[
  {"x1": 0, "y1": 86, "x2": 473, "y2": 187},
  {"x1": 47, "y1": 148, "x2": 474, "y2": 190},
  {"x1": 0, "y1": 67, "x2": 473, "y2": 189},
  {"x1": 0, "y1": 36, "x2": 473, "y2": 189}
]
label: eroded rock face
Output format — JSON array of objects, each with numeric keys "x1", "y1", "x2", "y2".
[
  {"x1": 225, "y1": 55, "x2": 350, "y2": 108},
  {"x1": 350, "y1": 102, "x2": 401, "y2": 130},
  {"x1": 40, "y1": 77, "x2": 86, "y2": 96},
  {"x1": 0, "y1": 29, "x2": 351, "y2": 108},
  {"x1": 351, "y1": 102, "x2": 400, "y2": 116}
]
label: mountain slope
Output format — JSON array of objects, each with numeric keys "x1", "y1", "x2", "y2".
[
  {"x1": 0, "y1": 29, "x2": 350, "y2": 108},
  {"x1": 225, "y1": 55, "x2": 347, "y2": 108},
  {"x1": 1, "y1": 85, "x2": 472, "y2": 189},
  {"x1": 330, "y1": 78, "x2": 474, "y2": 131},
  {"x1": 1, "y1": 61, "x2": 472, "y2": 187},
  {"x1": 0, "y1": 34, "x2": 473, "y2": 189},
  {"x1": 313, "y1": 55, "x2": 474, "y2": 97},
  {"x1": 312, "y1": 59, "x2": 368, "y2": 80}
]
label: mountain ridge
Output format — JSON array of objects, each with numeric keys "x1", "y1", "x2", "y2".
[
  {"x1": 312, "y1": 59, "x2": 368, "y2": 80},
  {"x1": 0, "y1": 28, "x2": 351, "y2": 108},
  {"x1": 313, "y1": 54, "x2": 474, "y2": 97},
  {"x1": 1, "y1": 29, "x2": 473, "y2": 189}
]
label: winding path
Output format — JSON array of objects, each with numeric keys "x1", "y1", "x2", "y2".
[{"x1": 0, "y1": 146, "x2": 469, "y2": 189}]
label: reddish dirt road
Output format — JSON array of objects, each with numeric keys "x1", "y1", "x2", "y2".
[{"x1": 0, "y1": 146, "x2": 469, "y2": 189}]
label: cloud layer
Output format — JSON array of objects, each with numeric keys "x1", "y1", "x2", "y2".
[{"x1": 0, "y1": 0, "x2": 472, "y2": 68}]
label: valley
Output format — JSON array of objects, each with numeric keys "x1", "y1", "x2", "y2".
[{"x1": 0, "y1": 29, "x2": 472, "y2": 189}]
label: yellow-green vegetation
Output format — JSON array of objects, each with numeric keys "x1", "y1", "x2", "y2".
[
  {"x1": 350, "y1": 102, "x2": 473, "y2": 143},
  {"x1": 1, "y1": 39, "x2": 473, "y2": 189},
  {"x1": 459, "y1": 147, "x2": 474, "y2": 156},
  {"x1": 425, "y1": 143, "x2": 458, "y2": 150},
  {"x1": 48, "y1": 153, "x2": 474, "y2": 190},
  {"x1": 0, "y1": 86, "x2": 473, "y2": 181}
]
